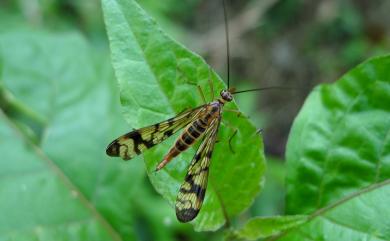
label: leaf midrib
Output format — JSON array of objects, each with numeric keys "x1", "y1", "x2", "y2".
[
  {"x1": 269, "y1": 179, "x2": 390, "y2": 241},
  {"x1": 322, "y1": 215, "x2": 387, "y2": 241},
  {"x1": 0, "y1": 110, "x2": 123, "y2": 241},
  {"x1": 315, "y1": 79, "x2": 381, "y2": 208},
  {"x1": 112, "y1": 0, "x2": 174, "y2": 116}
]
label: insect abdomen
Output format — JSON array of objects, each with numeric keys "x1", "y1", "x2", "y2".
[
  {"x1": 176, "y1": 119, "x2": 206, "y2": 150},
  {"x1": 156, "y1": 119, "x2": 207, "y2": 171}
]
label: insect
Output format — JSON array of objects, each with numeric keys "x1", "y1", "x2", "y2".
[
  {"x1": 106, "y1": 0, "x2": 288, "y2": 222},
  {"x1": 107, "y1": 87, "x2": 238, "y2": 222}
]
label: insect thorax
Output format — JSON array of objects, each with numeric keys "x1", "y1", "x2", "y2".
[{"x1": 201, "y1": 101, "x2": 222, "y2": 124}]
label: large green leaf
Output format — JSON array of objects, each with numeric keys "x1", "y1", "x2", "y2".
[
  {"x1": 286, "y1": 55, "x2": 390, "y2": 214},
  {"x1": 0, "y1": 30, "x2": 144, "y2": 240},
  {"x1": 102, "y1": 0, "x2": 265, "y2": 231},
  {"x1": 234, "y1": 215, "x2": 307, "y2": 240},
  {"x1": 274, "y1": 180, "x2": 390, "y2": 241},
  {"x1": 0, "y1": 114, "x2": 119, "y2": 241}
]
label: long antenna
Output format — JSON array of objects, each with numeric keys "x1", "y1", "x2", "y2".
[
  {"x1": 222, "y1": 0, "x2": 230, "y2": 88},
  {"x1": 232, "y1": 86, "x2": 296, "y2": 95}
]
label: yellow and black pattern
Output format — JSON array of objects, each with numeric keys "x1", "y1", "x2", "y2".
[
  {"x1": 175, "y1": 117, "x2": 221, "y2": 222},
  {"x1": 173, "y1": 104, "x2": 220, "y2": 153},
  {"x1": 106, "y1": 105, "x2": 206, "y2": 160}
]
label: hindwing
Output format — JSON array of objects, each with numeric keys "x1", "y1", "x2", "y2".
[{"x1": 175, "y1": 116, "x2": 221, "y2": 222}]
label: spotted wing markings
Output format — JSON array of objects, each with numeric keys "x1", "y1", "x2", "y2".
[
  {"x1": 175, "y1": 117, "x2": 221, "y2": 222},
  {"x1": 106, "y1": 105, "x2": 206, "y2": 160}
]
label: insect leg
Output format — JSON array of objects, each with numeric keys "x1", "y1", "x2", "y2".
[
  {"x1": 221, "y1": 120, "x2": 238, "y2": 154},
  {"x1": 182, "y1": 80, "x2": 207, "y2": 104},
  {"x1": 176, "y1": 65, "x2": 207, "y2": 104},
  {"x1": 197, "y1": 85, "x2": 207, "y2": 104},
  {"x1": 248, "y1": 128, "x2": 263, "y2": 139},
  {"x1": 208, "y1": 67, "x2": 215, "y2": 100},
  {"x1": 256, "y1": 128, "x2": 263, "y2": 135},
  {"x1": 183, "y1": 81, "x2": 207, "y2": 104},
  {"x1": 228, "y1": 129, "x2": 237, "y2": 154},
  {"x1": 224, "y1": 108, "x2": 248, "y2": 118}
]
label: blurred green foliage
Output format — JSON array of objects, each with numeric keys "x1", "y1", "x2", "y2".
[
  {"x1": 0, "y1": 0, "x2": 389, "y2": 240},
  {"x1": 286, "y1": 55, "x2": 390, "y2": 214}
]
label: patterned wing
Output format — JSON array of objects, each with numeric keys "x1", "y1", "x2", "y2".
[
  {"x1": 175, "y1": 116, "x2": 221, "y2": 222},
  {"x1": 106, "y1": 105, "x2": 206, "y2": 160}
]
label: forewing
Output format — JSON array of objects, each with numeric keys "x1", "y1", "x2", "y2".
[
  {"x1": 106, "y1": 105, "x2": 206, "y2": 160},
  {"x1": 175, "y1": 117, "x2": 221, "y2": 222}
]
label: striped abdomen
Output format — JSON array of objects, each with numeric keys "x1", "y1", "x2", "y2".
[
  {"x1": 155, "y1": 103, "x2": 221, "y2": 171},
  {"x1": 156, "y1": 119, "x2": 208, "y2": 171}
]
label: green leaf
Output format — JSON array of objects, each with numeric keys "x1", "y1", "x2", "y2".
[
  {"x1": 251, "y1": 159, "x2": 286, "y2": 216},
  {"x1": 0, "y1": 30, "x2": 144, "y2": 240},
  {"x1": 0, "y1": 114, "x2": 117, "y2": 241},
  {"x1": 102, "y1": 0, "x2": 265, "y2": 231},
  {"x1": 274, "y1": 180, "x2": 390, "y2": 241},
  {"x1": 234, "y1": 215, "x2": 307, "y2": 240},
  {"x1": 286, "y1": 55, "x2": 390, "y2": 214}
]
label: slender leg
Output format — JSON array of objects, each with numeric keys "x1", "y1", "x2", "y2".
[
  {"x1": 176, "y1": 66, "x2": 207, "y2": 104},
  {"x1": 245, "y1": 128, "x2": 264, "y2": 140},
  {"x1": 228, "y1": 129, "x2": 238, "y2": 154},
  {"x1": 256, "y1": 128, "x2": 264, "y2": 136},
  {"x1": 222, "y1": 120, "x2": 238, "y2": 154},
  {"x1": 208, "y1": 67, "x2": 215, "y2": 100},
  {"x1": 182, "y1": 79, "x2": 207, "y2": 104},
  {"x1": 224, "y1": 108, "x2": 248, "y2": 118},
  {"x1": 183, "y1": 79, "x2": 207, "y2": 104},
  {"x1": 197, "y1": 85, "x2": 207, "y2": 104}
]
